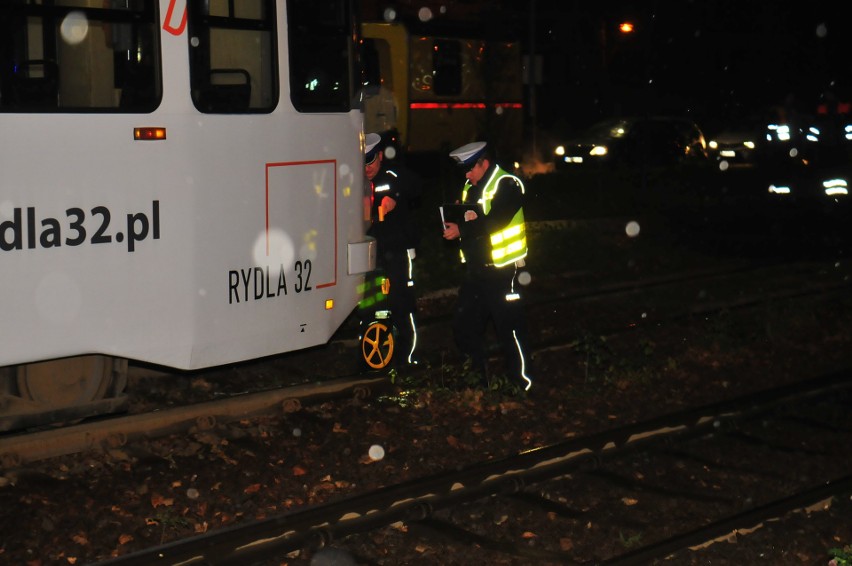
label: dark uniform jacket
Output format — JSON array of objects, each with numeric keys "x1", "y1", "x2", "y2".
[{"x1": 367, "y1": 164, "x2": 422, "y2": 259}]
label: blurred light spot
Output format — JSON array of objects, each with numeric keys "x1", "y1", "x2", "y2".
[
  {"x1": 198, "y1": 288, "x2": 207, "y2": 297},
  {"x1": 518, "y1": 271, "x2": 532, "y2": 286},
  {"x1": 385, "y1": 146, "x2": 397, "y2": 159},
  {"x1": 383, "y1": 8, "x2": 397, "y2": 21},
  {"x1": 418, "y1": 7, "x2": 434, "y2": 22},
  {"x1": 625, "y1": 221, "x2": 640, "y2": 237},
  {"x1": 61, "y1": 11, "x2": 89, "y2": 45},
  {"x1": 293, "y1": 428, "x2": 302, "y2": 437},
  {"x1": 368, "y1": 444, "x2": 385, "y2": 460},
  {"x1": 789, "y1": 147, "x2": 798, "y2": 158},
  {"x1": 816, "y1": 23, "x2": 828, "y2": 38},
  {"x1": 255, "y1": 228, "x2": 295, "y2": 267},
  {"x1": 300, "y1": 229, "x2": 319, "y2": 261},
  {"x1": 718, "y1": 160, "x2": 730, "y2": 171}
]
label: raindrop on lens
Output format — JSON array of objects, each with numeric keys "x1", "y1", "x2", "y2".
[
  {"x1": 293, "y1": 428, "x2": 302, "y2": 437},
  {"x1": 368, "y1": 444, "x2": 385, "y2": 460},
  {"x1": 186, "y1": 488, "x2": 200, "y2": 500},
  {"x1": 518, "y1": 271, "x2": 532, "y2": 286},
  {"x1": 61, "y1": 11, "x2": 89, "y2": 45},
  {"x1": 625, "y1": 221, "x2": 640, "y2": 237},
  {"x1": 719, "y1": 160, "x2": 729, "y2": 171}
]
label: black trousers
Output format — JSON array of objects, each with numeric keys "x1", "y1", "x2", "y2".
[
  {"x1": 382, "y1": 251, "x2": 417, "y2": 364},
  {"x1": 452, "y1": 264, "x2": 532, "y2": 387}
]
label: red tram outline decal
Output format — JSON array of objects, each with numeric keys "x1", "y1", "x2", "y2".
[
  {"x1": 163, "y1": 0, "x2": 187, "y2": 36},
  {"x1": 265, "y1": 159, "x2": 338, "y2": 289}
]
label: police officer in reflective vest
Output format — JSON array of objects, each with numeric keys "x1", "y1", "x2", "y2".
[
  {"x1": 365, "y1": 133, "x2": 422, "y2": 365},
  {"x1": 442, "y1": 141, "x2": 533, "y2": 391}
]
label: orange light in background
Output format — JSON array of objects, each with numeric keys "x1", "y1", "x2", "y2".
[
  {"x1": 619, "y1": 22, "x2": 635, "y2": 33},
  {"x1": 134, "y1": 127, "x2": 166, "y2": 140}
]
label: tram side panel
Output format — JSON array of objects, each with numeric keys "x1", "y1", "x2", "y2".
[
  {"x1": 187, "y1": 114, "x2": 366, "y2": 368},
  {"x1": 0, "y1": 0, "x2": 371, "y2": 372}
]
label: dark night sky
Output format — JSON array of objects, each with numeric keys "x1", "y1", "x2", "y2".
[{"x1": 529, "y1": 1, "x2": 852, "y2": 133}]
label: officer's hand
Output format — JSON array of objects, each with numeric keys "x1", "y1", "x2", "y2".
[
  {"x1": 381, "y1": 196, "x2": 397, "y2": 213},
  {"x1": 463, "y1": 210, "x2": 478, "y2": 222},
  {"x1": 443, "y1": 222, "x2": 460, "y2": 240}
]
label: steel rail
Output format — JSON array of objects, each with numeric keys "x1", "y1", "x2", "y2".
[
  {"x1": 92, "y1": 370, "x2": 852, "y2": 565},
  {"x1": 0, "y1": 376, "x2": 385, "y2": 466}
]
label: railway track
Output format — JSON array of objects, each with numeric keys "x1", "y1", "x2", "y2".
[
  {"x1": 1, "y1": 256, "x2": 850, "y2": 564},
  {"x1": 1, "y1": 259, "x2": 849, "y2": 466},
  {"x1": 92, "y1": 370, "x2": 852, "y2": 565}
]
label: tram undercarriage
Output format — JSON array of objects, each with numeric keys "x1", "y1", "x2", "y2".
[{"x1": 0, "y1": 356, "x2": 128, "y2": 432}]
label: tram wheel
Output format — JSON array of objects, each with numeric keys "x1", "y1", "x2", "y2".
[
  {"x1": 361, "y1": 321, "x2": 394, "y2": 369},
  {"x1": 15, "y1": 355, "x2": 122, "y2": 410}
]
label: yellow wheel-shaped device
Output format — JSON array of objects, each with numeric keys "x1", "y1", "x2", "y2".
[{"x1": 361, "y1": 321, "x2": 394, "y2": 369}]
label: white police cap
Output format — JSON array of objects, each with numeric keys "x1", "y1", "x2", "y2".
[
  {"x1": 449, "y1": 141, "x2": 487, "y2": 167},
  {"x1": 365, "y1": 132, "x2": 382, "y2": 164}
]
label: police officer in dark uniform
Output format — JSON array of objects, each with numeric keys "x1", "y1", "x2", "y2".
[
  {"x1": 442, "y1": 141, "x2": 533, "y2": 391},
  {"x1": 365, "y1": 133, "x2": 422, "y2": 365}
]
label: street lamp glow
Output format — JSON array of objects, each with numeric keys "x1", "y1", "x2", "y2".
[{"x1": 619, "y1": 22, "x2": 635, "y2": 33}]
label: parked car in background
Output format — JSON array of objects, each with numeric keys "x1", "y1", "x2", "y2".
[
  {"x1": 706, "y1": 116, "x2": 765, "y2": 167},
  {"x1": 552, "y1": 116, "x2": 708, "y2": 168}
]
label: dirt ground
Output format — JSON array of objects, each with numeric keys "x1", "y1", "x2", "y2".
[
  {"x1": 2, "y1": 260, "x2": 852, "y2": 565},
  {"x1": 3, "y1": 178, "x2": 852, "y2": 565}
]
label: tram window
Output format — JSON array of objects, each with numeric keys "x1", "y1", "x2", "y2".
[
  {"x1": 362, "y1": 39, "x2": 381, "y2": 93},
  {"x1": 0, "y1": 1, "x2": 161, "y2": 113},
  {"x1": 187, "y1": 0, "x2": 278, "y2": 114},
  {"x1": 433, "y1": 40, "x2": 462, "y2": 96},
  {"x1": 288, "y1": 0, "x2": 354, "y2": 113}
]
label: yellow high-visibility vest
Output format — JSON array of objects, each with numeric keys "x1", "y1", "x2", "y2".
[{"x1": 460, "y1": 166, "x2": 527, "y2": 267}]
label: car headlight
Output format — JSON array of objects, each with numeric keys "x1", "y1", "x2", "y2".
[
  {"x1": 708, "y1": 140, "x2": 718, "y2": 149},
  {"x1": 554, "y1": 145, "x2": 565, "y2": 157},
  {"x1": 590, "y1": 145, "x2": 608, "y2": 156}
]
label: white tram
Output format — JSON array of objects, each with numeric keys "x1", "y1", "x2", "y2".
[{"x1": 0, "y1": 0, "x2": 375, "y2": 429}]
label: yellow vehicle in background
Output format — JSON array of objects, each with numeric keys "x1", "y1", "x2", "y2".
[{"x1": 362, "y1": 22, "x2": 524, "y2": 163}]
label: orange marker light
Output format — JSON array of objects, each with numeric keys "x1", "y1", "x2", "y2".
[
  {"x1": 619, "y1": 22, "x2": 634, "y2": 33},
  {"x1": 325, "y1": 299, "x2": 334, "y2": 310},
  {"x1": 134, "y1": 127, "x2": 167, "y2": 140}
]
